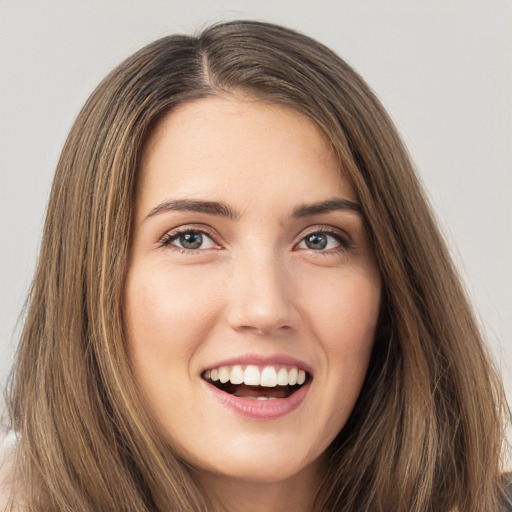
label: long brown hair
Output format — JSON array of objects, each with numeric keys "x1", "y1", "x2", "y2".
[{"x1": 5, "y1": 20, "x2": 509, "y2": 511}]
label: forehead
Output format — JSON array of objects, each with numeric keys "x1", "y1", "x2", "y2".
[{"x1": 137, "y1": 96, "x2": 356, "y2": 216}]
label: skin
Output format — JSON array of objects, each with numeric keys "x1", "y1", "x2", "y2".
[{"x1": 124, "y1": 95, "x2": 381, "y2": 512}]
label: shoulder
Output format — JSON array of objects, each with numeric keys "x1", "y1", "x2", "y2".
[
  {"x1": 0, "y1": 430, "x2": 20, "y2": 511},
  {"x1": 502, "y1": 471, "x2": 512, "y2": 512}
]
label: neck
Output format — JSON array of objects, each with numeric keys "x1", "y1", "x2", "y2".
[{"x1": 195, "y1": 457, "x2": 328, "y2": 512}]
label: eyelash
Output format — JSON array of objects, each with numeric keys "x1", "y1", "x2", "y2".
[
  {"x1": 158, "y1": 226, "x2": 352, "y2": 255},
  {"x1": 159, "y1": 226, "x2": 219, "y2": 253},
  {"x1": 296, "y1": 229, "x2": 352, "y2": 253}
]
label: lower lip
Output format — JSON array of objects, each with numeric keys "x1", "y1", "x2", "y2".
[{"x1": 202, "y1": 379, "x2": 310, "y2": 420}]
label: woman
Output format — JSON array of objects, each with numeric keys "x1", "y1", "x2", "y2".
[{"x1": 2, "y1": 20, "x2": 510, "y2": 511}]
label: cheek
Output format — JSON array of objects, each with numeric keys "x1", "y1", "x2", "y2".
[
  {"x1": 124, "y1": 264, "x2": 224, "y2": 373},
  {"x1": 303, "y1": 267, "x2": 381, "y2": 348},
  {"x1": 300, "y1": 269, "x2": 380, "y2": 426}
]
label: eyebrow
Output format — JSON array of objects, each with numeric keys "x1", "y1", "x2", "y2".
[
  {"x1": 146, "y1": 199, "x2": 240, "y2": 220},
  {"x1": 145, "y1": 196, "x2": 361, "y2": 221},
  {"x1": 292, "y1": 197, "x2": 361, "y2": 217}
]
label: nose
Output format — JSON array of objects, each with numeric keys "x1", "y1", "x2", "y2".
[{"x1": 225, "y1": 249, "x2": 300, "y2": 335}]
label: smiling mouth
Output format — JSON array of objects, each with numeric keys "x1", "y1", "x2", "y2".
[{"x1": 202, "y1": 364, "x2": 310, "y2": 400}]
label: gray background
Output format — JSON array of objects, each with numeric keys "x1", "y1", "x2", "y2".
[{"x1": 1, "y1": 1, "x2": 511, "y2": 452}]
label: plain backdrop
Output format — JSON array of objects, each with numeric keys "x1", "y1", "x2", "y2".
[{"x1": 1, "y1": 1, "x2": 511, "y2": 421}]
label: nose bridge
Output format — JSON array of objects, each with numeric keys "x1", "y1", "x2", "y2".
[{"x1": 226, "y1": 242, "x2": 298, "y2": 334}]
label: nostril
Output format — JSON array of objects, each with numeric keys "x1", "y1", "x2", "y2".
[{"x1": 224, "y1": 274, "x2": 300, "y2": 335}]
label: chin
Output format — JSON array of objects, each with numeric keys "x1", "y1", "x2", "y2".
[{"x1": 188, "y1": 441, "x2": 327, "y2": 485}]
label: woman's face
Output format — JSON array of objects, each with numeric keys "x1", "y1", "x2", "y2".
[{"x1": 124, "y1": 96, "x2": 381, "y2": 486}]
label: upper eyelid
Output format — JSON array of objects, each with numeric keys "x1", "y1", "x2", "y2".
[
  {"x1": 159, "y1": 224, "x2": 352, "y2": 248},
  {"x1": 294, "y1": 231, "x2": 349, "y2": 250},
  {"x1": 295, "y1": 225, "x2": 352, "y2": 242},
  {"x1": 159, "y1": 225, "x2": 221, "y2": 249},
  {"x1": 161, "y1": 224, "x2": 217, "y2": 239}
]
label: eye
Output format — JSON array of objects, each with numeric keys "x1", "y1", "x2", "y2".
[
  {"x1": 161, "y1": 230, "x2": 218, "y2": 251},
  {"x1": 296, "y1": 231, "x2": 347, "y2": 251}
]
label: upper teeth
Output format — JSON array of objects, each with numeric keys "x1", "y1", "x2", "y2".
[{"x1": 204, "y1": 365, "x2": 307, "y2": 387}]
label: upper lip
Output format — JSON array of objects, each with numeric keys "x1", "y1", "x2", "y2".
[{"x1": 201, "y1": 353, "x2": 313, "y2": 376}]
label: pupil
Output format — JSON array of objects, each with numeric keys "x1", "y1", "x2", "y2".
[
  {"x1": 181, "y1": 232, "x2": 203, "y2": 249},
  {"x1": 306, "y1": 233, "x2": 327, "y2": 250}
]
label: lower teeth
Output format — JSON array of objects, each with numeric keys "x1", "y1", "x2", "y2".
[
  {"x1": 207, "y1": 379, "x2": 302, "y2": 399},
  {"x1": 244, "y1": 396, "x2": 278, "y2": 401}
]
